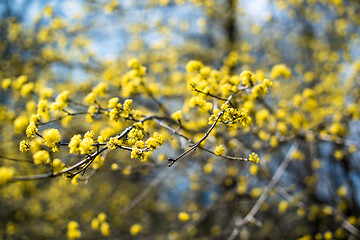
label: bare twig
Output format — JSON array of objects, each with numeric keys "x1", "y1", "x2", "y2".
[
  {"x1": 121, "y1": 166, "x2": 176, "y2": 214},
  {"x1": 190, "y1": 83, "x2": 229, "y2": 101},
  {"x1": 0, "y1": 155, "x2": 33, "y2": 163}
]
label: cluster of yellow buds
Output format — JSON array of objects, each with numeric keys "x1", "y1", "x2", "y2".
[
  {"x1": 108, "y1": 97, "x2": 132, "y2": 121},
  {"x1": 121, "y1": 58, "x2": 147, "y2": 97},
  {"x1": 270, "y1": 63, "x2": 291, "y2": 79},
  {"x1": 252, "y1": 78, "x2": 273, "y2": 98},
  {"x1": 69, "y1": 131, "x2": 95, "y2": 155},
  {"x1": 208, "y1": 104, "x2": 251, "y2": 127},
  {"x1": 50, "y1": 90, "x2": 70, "y2": 111},
  {"x1": 107, "y1": 137, "x2": 121, "y2": 150},
  {"x1": 127, "y1": 123, "x2": 145, "y2": 145},
  {"x1": 145, "y1": 132, "x2": 164, "y2": 151},
  {"x1": 240, "y1": 71, "x2": 256, "y2": 87},
  {"x1": 43, "y1": 128, "x2": 61, "y2": 152},
  {"x1": 26, "y1": 114, "x2": 39, "y2": 138},
  {"x1": 189, "y1": 96, "x2": 213, "y2": 112},
  {"x1": 186, "y1": 60, "x2": 204, "y2": 73}
]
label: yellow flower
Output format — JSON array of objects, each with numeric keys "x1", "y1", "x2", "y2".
[
  {"x1": 130, "y1": 223, "x2": 142, "y2": 236},
  {"x1": 26, "y1": 121, "x2": 38, "y2": 138},
  {"x1": 92, "y1": 82, "x2": 107, "y2": 97},
  {"x1": 100, "y1": 222, "x2": 110, "y2": 236},
  {"x1": 214, "y1": 145, "x2": 224, "y2": 156},
  {"x1": 171, "y1": 110, "x2": 182, "y2": 121},
  {"x1": 278, "y1": 200, "x2": 289, "y2": 213},
  {"x1": 127, "y1": 58, "x2": 141, "y2": 69},
  {"x1": 14, "y1": 115, "x2": 28, "y2": 133},
  {"x1": 67, "y1": 221, "x2": 81, "y2": 240},
  {"x1": 270, "y1": 64, "x2": 291, "y2": 79},
  {"x1": 33, "y1": 150, "x2": 50, "y2": 165},
  {"x1": 43, "y1": 128, "x2": 61, "y2": 152},
  {"x1": 145, "y1": 132, "x2": 164, "y2": 150},
  {"x1": 91, "y1": 218, "x2": 100, "y2": 230},
  {"x1": 240, "y1": 71, "x2": 256, "y2": 87},
  {"x1": 84, "y1": 92, "x2": 96, "y2": 104},
  {"x1": 79, "y1": 131, "x2": 95, "y2": 155},
  {"x1": 0, "y1": 167, "x2": 15, "y2": 185},
  {"x1": 69, "y1": 134, "x2": 82, "y2": 154},
  {"x1": 186, "y1": 60, "x2": 203, "y2": 72},
  {"x1": 248, "y1": 152, "x2": 259, "y2": 165},
  {"x1": 19, "y1": 140, "x2": 30, "y2": 152},
  {"x1": 52, "y1": 158, "x2": 65, "y2": 173},
  {"x1": 178, "y1": 211, "x2": 190, "y2": 222}
]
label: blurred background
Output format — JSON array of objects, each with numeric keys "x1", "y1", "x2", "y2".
[{"x1": 0, "y1": 0, "x2": 360, "y2": 239}]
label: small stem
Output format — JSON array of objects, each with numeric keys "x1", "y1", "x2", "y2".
[{"x1": 168, "y1": 93, "x2": 235, "y2": 167}]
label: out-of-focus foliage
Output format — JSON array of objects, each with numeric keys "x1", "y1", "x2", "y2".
[{"x1": 0, "y1": 0, "x2": 360, "y2": 239}]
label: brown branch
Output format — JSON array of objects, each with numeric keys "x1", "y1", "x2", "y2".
[
  {"x1": 0, "y1": 155, "x2": 33, "y2": 163},
  {"x1": 190, "y1": 83, "x2": 229, "y2": 101},
  {"x1": 168, "y1": 93, "x2": 236, "y2": 167},
  {"x1": 153, "y1": 113, "x2": 249, "y2": 163},
  {"x1": 12, "y1": 115, "x2": 156, "y2": 182}
]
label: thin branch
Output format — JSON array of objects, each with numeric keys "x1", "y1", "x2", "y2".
[
  {"x1": 37, "y1": 111, "x2": 88, "y2": 126},
  {"x1": 154, "y1": 116, "x2": 249, "y2": 162},
  {"x1": 121, "y1": 166, "x2": 176, "y2": 214},
  {"x1": 227, "y1": 141, "x2": 299, "y2": 240},
  {"x1": 190, "y1": 83, "x2": 229, "y2": 101},
  {"x1": 168, "y1": 93, "x2": 236, "y2": 167},
  {"x1": 0, "y1": 155, "x2": 33, "y2": 163},
  {"x1": 141, "y1": 81, "x2": 171, "y2": 117},
  {"x1": 12, "y1": 115, "x2": 157, "y2": 182}
]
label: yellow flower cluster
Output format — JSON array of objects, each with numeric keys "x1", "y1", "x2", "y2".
[
  {"x1": 69, "y1": 134, "x2": 81, "y2": 154},
  {"x1": 240, "y1": 71, "x2": 256, "y2": 87},
  {"x1": 107, "y1": 137, "x2": 120, "y2": 150},
  {"x1": 69, "y1": 131, "x2": 95, "y2": 155},
  {"x1": 50, "y1": 90, "x2": 70, "y2": 111},
  {"x1": 86, "y1": 105, "x2": 97, "y2": 122},
  {"x1": 0, "y1": 167, "x2": 15, "y2": 185},
  {"x1": 19, "y1": 140, "x2": 30, "y2": 152},
  {"x1": 84, "y1": 92, "x2": 96, "y2": 104},
  {"x1": 37, "y1": 99, "x2": 49, "y2": 120},
  {"x1": 91, "y1": 212, "x2": 111, "y2": 236},
  {"x1": 43, "y1": 128, "x2": 61, "y2": 152},
  {"x1": 14, "y1": 115, "x2": 28, "y2": 133},
  {"x1": 67, "y1": 221, "x2": 81, "y2": 240},
  {"x1": 270, "y1": 63, "x2": 291, "y2": 79},
  {"x1": 92, "y1": 155, "x2": 105, "y2": 170},
  {"x1": 208, "y1": 105, "x2": 251, "y2": 127},
  {"x1": 189, "y1": 96, "x2": 213, "y2": 112},
  {"x1": 33, "y1": 150, "x2": 50, "y2": 165},
  {"x1": 171, "y1": 110, "x2": 182, "y2": 121},
  {"x1": 52, "y1": 158, "x2": 65, "y2": 173},
  {"x1": 186, "y1": 60, "x2": 204, "y2": 72},
  {"x1": 252, "y1": 79, "x2": 273, "y2": 98},
  {"x1": 178, "y1": 211, "x2": 191, "y2": 222},
  {"x1": 214, "y1": 145, "x2": 224, "y2": 155},
  {"x1": 120, "y1": 58, "x2": 147, "y2": 97},
  {"x1": 248, "y1": 152, "x2": 260, "y2": 165},
  {"x1": 26, "y1": 119, "x2": 38, "y2": 138},
  {"x1": 92, "y1": 82, "x2": 108, "y2": 97},
  {"x1": 145, "y1": 132, "x2": 164, "y2": 150},
  {"x1": 108, "y1": 98, "x2": 132, "y2": 121},
  {"x1": 130, "y1": 223, "x2": 142, "y2": 236},
  {"x1": 129, "y1": 131, "x2": 162, "y2": 162},
  {"x1": 80, "y1": 131, "x2": 95, "y2": 155},
  {"x1": 127, "y1": 123, "x2": 145, "y2": 145}
]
